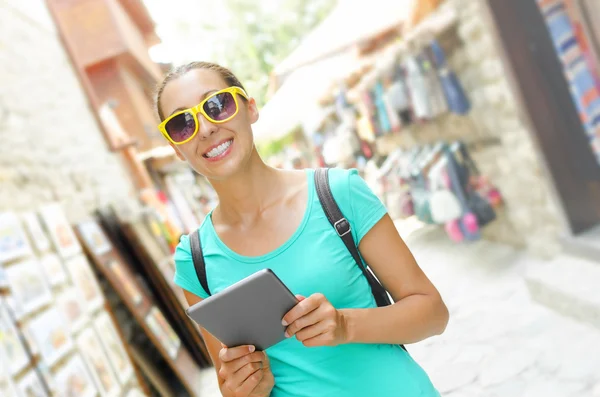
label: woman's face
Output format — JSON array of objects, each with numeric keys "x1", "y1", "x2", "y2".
[{"x1": 160, "y1": 69, "x2": 259, "y2": 180}]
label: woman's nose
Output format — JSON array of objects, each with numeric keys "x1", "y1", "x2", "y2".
[{"x1": 196, "y1": 112, "x2": 218, "y2": 139}]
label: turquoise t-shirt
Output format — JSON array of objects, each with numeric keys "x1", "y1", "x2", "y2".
[{"x1": 174, "y1": 168, "x2": 440, "y2": 397}]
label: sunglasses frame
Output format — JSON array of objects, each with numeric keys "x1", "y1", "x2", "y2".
[{"x1": 158, "y1": 86, "x2": 249, "y2": 145}]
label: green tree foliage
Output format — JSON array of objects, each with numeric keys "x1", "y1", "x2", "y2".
[{"x1": 203, "y1": 0, "x2": 336, "y2": 107}]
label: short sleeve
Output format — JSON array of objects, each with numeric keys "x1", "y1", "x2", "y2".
[
  {"x1": 173, "y1": 233, "x2": 210, "y2": 299},
  {"x1": 328, "y1": 168, "x2": 388, "y2": 244}
]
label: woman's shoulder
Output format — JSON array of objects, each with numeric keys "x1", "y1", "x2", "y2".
[{"x1": 173, "y1": 216, "x2": 212, "y2": 261}]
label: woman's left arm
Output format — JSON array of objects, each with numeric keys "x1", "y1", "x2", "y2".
[
  {"x1": 283, "y1": 214, "x2": 449, "y2": 346},
  {"x1": 341, "y1": 214, "x2": 449, "y2": 345}
]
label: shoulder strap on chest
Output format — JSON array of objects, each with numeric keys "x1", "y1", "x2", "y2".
[
  {"x1": 190, "y1": 230, "x2": 211, "y2": 296},
  {"x1": 314, "y1": 168, "x2": 391, "y2": 307}
]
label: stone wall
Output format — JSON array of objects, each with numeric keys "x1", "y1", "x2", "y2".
[
  {"x1": 0, "y1": 1, "x2": 136, "y2": 222},
  {"x1": 376, "y1": 0, "x2": 564, "y2": 258}
]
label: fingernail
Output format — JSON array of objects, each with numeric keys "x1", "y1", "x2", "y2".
[
  {"x1": 248, "y1": 346, "x2": 255, "y2": 352},
  {"x1": 282, "y1": 319, "x2": 288, "y2": 326},
  {"x1": 284, "y1": 331, "x2": 290, "y2": 338}
]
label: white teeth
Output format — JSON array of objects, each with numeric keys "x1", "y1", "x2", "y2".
[{"x1": 206, "y1": 140, "x2": 232, "y2": 158}]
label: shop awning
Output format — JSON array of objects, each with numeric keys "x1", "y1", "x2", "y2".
[
  {"x1": 253, "y1": 53, "x2": 368, "y2": 144},
  {"x1": 273, "y1": 0, "x2": 412, "y2": 79}
]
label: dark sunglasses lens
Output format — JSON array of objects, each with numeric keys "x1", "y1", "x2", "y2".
[
  {"x1": 165, "y1": 112, "x2": 196, "y2": 142},
  {"x1": 203, "y1": 92, "x2": 236, "y2": 121}
]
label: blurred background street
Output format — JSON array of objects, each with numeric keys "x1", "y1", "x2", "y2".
[{"x1": 1, "y1": 0, "x2": 600, "y2": 396}]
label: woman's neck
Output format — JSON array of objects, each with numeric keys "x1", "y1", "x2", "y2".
[{"x1": 209, "y1": 149, "x2": 280, "y2": 224}]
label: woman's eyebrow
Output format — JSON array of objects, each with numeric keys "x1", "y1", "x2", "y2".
[{"x1": 169, "y1": 89, "x2": 220, "y2": 116}]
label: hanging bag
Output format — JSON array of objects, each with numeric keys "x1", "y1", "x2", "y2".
[{"x1": 428, "y1": 156, "x2": 462, "y2": 224}]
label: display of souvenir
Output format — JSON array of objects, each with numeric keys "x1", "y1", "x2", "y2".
[
  {"x1": 56, "y1": 287, "x2": 88, "y2": 333},
  {"x1": 107, "y1": 259, "x2": 143, "y2": 306},
  {"x1": 144, "y1": 307, "x2": 181, "y2": 359},
  {"x1": 93, "y1": 311, "x2": 134, "y2": 385},
  {"x1": 28, "y1": 308, "x2": 73, "y2": 366},
  {"x1": 54, "y1": 354, "x2": 97, "y2": 397},
  {"x1": 21, "y1": 212, "x2": 51, "y2": 253},
  {"x1": 64, "y1": 256, "x2": 104, "y2": 313},
  {"x1": 15, "y1": 370, "x2": 47, "y2": 397},
  {"x1": 76, "y1": 329, "x2": 120, "y2": 397},
  {"x1": 38, "y1": 253, "x2": 68, "y2": 287},
  {"x1": 4, "y1": 259, "x2": 52, "y2": 317},
  {"x1": 39, "y1": 205, "x2": 81, "y2": 259},
  {"x1": 77, "y1": 221, "x2": 112, "y2": 256},
  {"x1": 0, "y1": 212, "x2": 33, "y2": 264}
]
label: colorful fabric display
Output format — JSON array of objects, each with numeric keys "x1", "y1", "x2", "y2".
[
  {"x1": 373, "y1": 81, "x2": 392, "y2": 134},
  {"x1": 537, "y1": 0, "x2": 600, "y2": 165},
  {"x1": 420, "y1": 52, "x2": 448, "y2": 117},
  {"x1": 429, "y1": 40, "x2": 471, "y2": 115},
  {"x1": 405, "y1": 55, "x2": 433, "y2": 120}
]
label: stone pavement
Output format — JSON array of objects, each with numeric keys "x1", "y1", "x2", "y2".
[{"x1": 194, "y1": 221, "x2": 600, "y2": 396}]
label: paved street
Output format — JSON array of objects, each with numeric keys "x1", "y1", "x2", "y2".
[{"x1": 195, "y1": 220, "x2": 600, "y2": 396}]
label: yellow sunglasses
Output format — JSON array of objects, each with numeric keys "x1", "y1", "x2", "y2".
[{"x1": 158, "y1": 86, "x2": 249, "y2": 145}]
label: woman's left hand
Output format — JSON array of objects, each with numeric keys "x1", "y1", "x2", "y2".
[{"x1": 282, "y1": 294, "x2": 348, "y2": 347}]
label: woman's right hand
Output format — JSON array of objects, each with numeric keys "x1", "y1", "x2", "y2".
[{"x1": 218, "y1": 344, "x2": 274, "y2": 397}]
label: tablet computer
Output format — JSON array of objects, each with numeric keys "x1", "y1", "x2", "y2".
[{"x1": 185, "y1": 268, "x2": 299, "y2": 351}]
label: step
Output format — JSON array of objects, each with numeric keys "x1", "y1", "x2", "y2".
[
  {"x1": 525, "y1": 254, "x2": 600, "y2": 330},
  {"x1": 561, "y1": 225, "x2": 600, "y2": 264}
]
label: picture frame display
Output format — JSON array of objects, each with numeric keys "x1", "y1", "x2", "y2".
[
  {"x1": 38, "y1": 253, "x2": 68, "y2": 287},
  {"x1": 21, "y1": 212, "x2": 51, "y2": 253},
  {"x1": 0, "y1": 212, "x2": 33, "y2": 265},
  {"x1": 64, "y1": 255, "x2": 104, "y2": 313},
  {"x1": 0, "y1": 347, "x2": 19, "y2": 397},
  {"x1": 145, "y1": 307, "x2": 181, "y2": 359},
  {"x1": 93, "y1": 311, "x2": 134, "y2": 385},
  {"x1": 76, "y1": 328, "x2": 120, "y2": 397},
  {"x1": 28, "y1": 307, "x2": 73, "y2": 367},
  {"x1": 4, "y1": 259, "x2": 53, "y2": 317},
  {"x1": 56, "y1": 287, "x2": 88, "y2": 334},
  {"x1": 54, "y1": 353, "x2": 97, "y2": 397},
  {"x1": 39, "y1": 205, "x2": 81, "y2": 259},
  {"x1": 15, "y1": 370, "x2": 47, "y2": 397},
  {"x1": 77, "y1": 221, "x2": 112, "y2": 256}
]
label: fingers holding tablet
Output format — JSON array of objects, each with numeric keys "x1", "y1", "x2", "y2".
[{"x1": 218, "y1": 344, "x2": 274, "y2": 397}]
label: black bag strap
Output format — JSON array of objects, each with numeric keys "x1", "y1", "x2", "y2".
[
  {"x1": 314, "y1": 168, "x2": 392, "y2": 308},
  {"x1": 190, "y1": 230, "x2": 211, "y2": 296}
]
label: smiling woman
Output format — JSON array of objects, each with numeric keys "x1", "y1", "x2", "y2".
[{"x1": 154, "y1": 61, "x2": 448, "y2": 397}]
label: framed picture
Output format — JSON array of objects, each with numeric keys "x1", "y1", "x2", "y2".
[
  {"x1": 145, "y1": 307, "x2": 181, "y2": 359},
  {"x1": 39, "y1": 205, "x2": 81, "y2": 259},
  {"x1": 93, "y1": 311, "x2": 134, "y2": 385},
  {"x1": 54, "y1": 353, "x2": 97, "y2": 397},
  {"x1": 5, "y1": 259, "x2": 53, "y2": 317},
  {"x1": 28, "y1": 308, "x2": 73, "y2": 366},
  {"x1": 64, "y1": 256, "x2": 104, "y2": 313},
  {"x1": 38, "y1": 253, "x2": 68, "y2": 287},
  {"x1": 76, "y1": 328, "x2": 120, "y2": 397},
  {"x1": 21, "y1": 212, "x2": 51, "y2": 253},
  {"x1": 15, "y1": 370, "x2": 47, "y2": 397},
  {"x1": 0, "y1": 343, "x2": 20, "y2": 397},
  {"x1": 0, "y1": 212, "x2": 33, "y2": 264},
  {"x1": 77, "y1": 221, "x2": 112, "y2": 256},
  {"x1": 56, "y1": 287, "x2": 88, "y2": 334},
  {"x1": 106, "y1": 259, "x2": 143, "y2": 306}
]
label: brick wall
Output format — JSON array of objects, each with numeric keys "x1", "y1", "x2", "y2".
[
  {"x1": 376, "y1": 0, "x2": 565, "y2": 258},
  {"x1": 0, "y1": 1, "x2": 136, "y2": 222}
]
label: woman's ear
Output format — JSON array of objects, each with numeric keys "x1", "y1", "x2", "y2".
[{"x1": 247, "y1": 98, "x2": 260, "y2": 124}]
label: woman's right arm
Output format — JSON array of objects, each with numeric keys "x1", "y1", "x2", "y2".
[{"x1": 183, "y1": 290, "x2": 274, "y2": 397}]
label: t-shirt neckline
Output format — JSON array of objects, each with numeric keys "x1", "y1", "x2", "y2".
[{"x1": 206, "y1": 168, "x2": 315, "y2": 263}]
